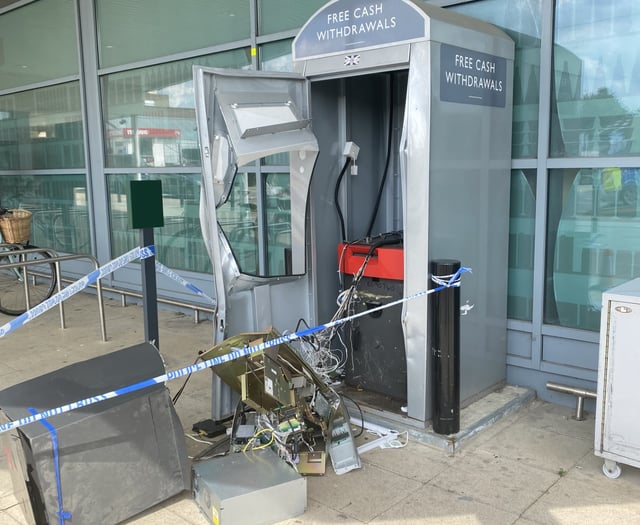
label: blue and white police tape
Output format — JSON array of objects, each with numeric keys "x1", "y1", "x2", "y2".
[
  {"x1": 0, "y1": 246, "x2": 155, "y2": 339},
  {"x1": 155, "y1": 261, "x2": 216, "y2": 305},
  {"x1": 29, "y1": 408, "x2": 71, "y2": 524},
  {"x1": 0, "y1": 266, "x2": 470, "y2": 435}
]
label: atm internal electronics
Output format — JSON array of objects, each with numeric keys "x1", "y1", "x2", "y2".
[{"x1": 199, "y1": 328, "x2": 361, "y2": 476}]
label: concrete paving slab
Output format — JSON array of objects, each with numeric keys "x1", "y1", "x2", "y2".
[
  {"x1": 431, "y1": 448, "x2": 559, "y2": 515},
  {"x1": 522, "y1": 474, "x2": 640, "y2": 525},
  {"x1": 271, "y1": 499, "x2": 362, "y2": 525},
  {"x1": 361, "y1": 439, "x2": 453, "y2": 483},
  {"x1": 162, "y1": 494, "x2": 213, "y2": 525},
  {"x1": 2, "y1": 502, "x2": 27, "y2": 524},
  {"x1": 123, "y1": 493, "x2": 208, "y2": 525},
  {"x1": 0, "y1": 449, "x2": 10, "y2": 496},
  {"x1": 0, "y1": 492, "x2": 19, "y2": 511},
  {"x1": 474, "y1": 417, "x2": 594, "y2": 474},
  {"x1": 514, "y1": 400, "x2": 596, "y2": 443},
  {"x1": 308, "y1": 462, "x2": 422, "y2": 522},
  {"x1": 370, "y1": 483, "x2": 520, "y2": 525}
]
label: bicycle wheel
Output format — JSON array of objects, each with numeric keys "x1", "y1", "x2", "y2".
[{"x1": 0, "y1": 245, "x2": 57, "y2": 316}]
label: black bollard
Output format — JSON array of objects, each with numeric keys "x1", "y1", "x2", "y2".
[{"x1": 430, "y1": 259, "x2": 461, "y2": 435}]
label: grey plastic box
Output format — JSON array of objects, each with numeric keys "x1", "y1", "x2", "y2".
[{"x1": 193, "y1": 448, "x2": 306, "y2": 525}]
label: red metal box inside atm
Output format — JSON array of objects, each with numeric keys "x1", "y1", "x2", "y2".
[{"x1": 338, "y1": 242, "x2": 404, "y2": 281}]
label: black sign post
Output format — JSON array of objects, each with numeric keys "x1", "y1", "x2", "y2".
[
  {"x1": 128, "y1": 180, "x2": 164, "y2": 349},
  {"x1": 430, "y1": 259, "x2": 461, "y2": 435}
]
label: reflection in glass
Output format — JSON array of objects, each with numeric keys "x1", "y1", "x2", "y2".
[
  {"x1": 547, "y1": 167, "x2": 640, "y2": 331},
  {"x1": 216, "y1": 166, "x2": 292, "y2": 277},
  {"x1": 107, "y1": 173, "x2": 211, "y2": 272},
  {"x1": 0, "y1": 82, "x2": 84, "y2": 170},
  {"x1": 102, "y1": 50, "x2": 251, "y2": 169},
  {"x1": 0, "y1": 174, "x2": 90, "y2": 253},
  {"x1": 0, "y1": 0, "x2": 78, "y2": 91},
  {"x1": 508, "y1": 170, "x2": 536, "y2": 321},
  {"x1": 97, "y1": 0, "x2": 250, "y2": 68},
  {"x1": 551, "y1": 0, "x2": 640, "y2": 157},
  {"x1": 258, "y1": 0, "x2": 326, "y2": 35},
  {"x1": 218, "y1": 172, "x2": 259, "y2": 275},
  {"x1": 265, "y1": 172, "x2": 292, "y2": 275},
  {"x1": 261, "y1": 40, "x2": 294, "y2": 72},
  {"x1": 451, "y1": 0, "x2": 542, "y2": 158}
]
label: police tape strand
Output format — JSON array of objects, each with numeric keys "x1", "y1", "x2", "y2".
[
  {"x1": 155, "y1": 261, "x2": 216, "y2": 305},
  {"x1": 0, "y1": 248, "x2": 217, "y2": 339},
  {"x1": 0, "y1": 266, "x2": 470, "y2": 434},
  {"x1": 0, "y1": 246, "x2": 155, "y2": 339}
]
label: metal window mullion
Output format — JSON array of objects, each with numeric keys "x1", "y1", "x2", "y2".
[
  {"x1": 250, "y1": 0, "x2": 258, "y2": 70},
  {"x1": 95, "y1": 38, "x2": 253, "y2": 77},
  {"x1": 0, "y1": 75, "x2": 80, "y2": 97},
  {"x1": 77, "y1": 0, "x2": 108, "y2": 263},
  {"x1": 530, "y1": 0, "x2": 555, "y2": 370},
  {"x1": 547, "y1": 157, "x2": 640, "y2": 169},
  {"x1": 255, "y1": 164, "x2": 268, "y2": 275}
]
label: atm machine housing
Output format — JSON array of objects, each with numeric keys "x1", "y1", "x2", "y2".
[
  {"x1": 339, "y1": 238, "x2": 407, "y2": 402},
  {"x1": 194, "y1": 0, "x2": 514, "y2": 426}
]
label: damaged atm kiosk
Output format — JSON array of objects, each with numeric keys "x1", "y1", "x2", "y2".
[{"x1": 194, "y1": 0, "x2": 514, "y2": 436}]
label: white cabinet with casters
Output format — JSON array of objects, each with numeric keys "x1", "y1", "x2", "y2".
[{"x1": 595, "y1": 278, "x2": 640, "y2": 479}]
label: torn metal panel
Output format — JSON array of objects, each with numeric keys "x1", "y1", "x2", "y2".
[{"x1": 200, "y1": 328, "x2": 361, "y2": 476}]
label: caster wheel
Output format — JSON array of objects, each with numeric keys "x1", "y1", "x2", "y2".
[{"x1": 602, "y1": 461, "x2": 621, "y2": 479}]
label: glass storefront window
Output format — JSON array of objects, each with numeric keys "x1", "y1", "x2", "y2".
[
  {"x1": 546, "y1": 167, "x2": 640, "y2": 331},
  {"x1": 102, "y1": 50, "x2": 251, "y2": 169},
  {"x1": 551, "y1": 1, "x2": 640, "y2": 157},
  {"x1": 217, "y1": 167, "x2": 292, "y2": 277},
  {"x1": 107, "y1": 173, "x2": 211, "y2": 273},
  {"x1": 265, "y1": 172, "x2": 292, "y2": 275},
  {"x1": 0, "y1": 82, "x2": 84, "y2": 170},
  {"x1": 0, "y1": 174, "x2": 89, "y2": 253},
  {"x1": 451, "y1": 0, "x2": 542, "y2": 158},
  {"x1": 96, "y1": 0, "x2": 250, "y2": 69},
  {"x1": 218, "y1": 172, "x2": 259, "y2": 275},
  {"x1": 0, "y1": 0, "x2": 78, "y2": 91},
  {"x1": 258, "y1": 0, "x2": 326, "y2": 35},
  {"x1": 260, "y1": 40, "x2": 294, "y2": 72},
  {"x1": 508, "y1": 169, "x2": 536, "y2": 321}
]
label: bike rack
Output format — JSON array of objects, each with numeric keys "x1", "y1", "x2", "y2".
[
  {"x1": 2, "y1": 246, "x2": 216, "y2": 341},
  {"x1": 99, "y1": 285, "x2": 216, "y2": 324},
  {"x1": 56, "y1": 276, "x2": 217, "y2": 324},
  {"x1": 0, "y1": 247, "x2": 107, "y2": 341}
]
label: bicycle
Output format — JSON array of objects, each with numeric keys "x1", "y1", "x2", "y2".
[{"x1": 0, "y1": 207, "x2": 57, "y2": 316}]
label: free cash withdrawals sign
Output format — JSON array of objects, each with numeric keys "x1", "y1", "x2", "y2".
[
  {"x1": 440, "y1": 44, "x2": 507, "y2": 108},
  {"x1": 293, "y1": 0, "x2": 426, "y2": 61}
]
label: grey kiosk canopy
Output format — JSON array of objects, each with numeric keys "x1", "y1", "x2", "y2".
[{"x1": 193, "y1": 0, "x2": 514, "y2": 426}]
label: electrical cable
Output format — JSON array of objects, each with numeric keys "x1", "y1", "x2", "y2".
[
  {"x1": 337, "y1": 241, "x2": 352, "y2": 290},
  {"x1": 242, "y1": 427, "x2": 275, "y2": 452},
  {"x1": 334, "y1": 158, "x2": 351, "y2": 242},
  {"x1": 365, "y1": 75, "x2": 395, "y2": 238},
  {"x1": 185, "y1": 433, "x2": 222, "y2": 446},
  {"x1": 379, "y1": 430, "x2": 409, "y2": 449},
  {"x1": 291, "y1": 234, "x2": 402, "y2": 382},
  {"x1": 172, "y1": 355, "x2": 202, "y2": 405},
  {"x1": 191, "y1": 436, "x2": 231, "y2": 462}
]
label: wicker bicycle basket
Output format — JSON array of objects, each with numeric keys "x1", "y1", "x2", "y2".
[{"x1": 0, "y1": 209, "x2": 32, "y2": 244}]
